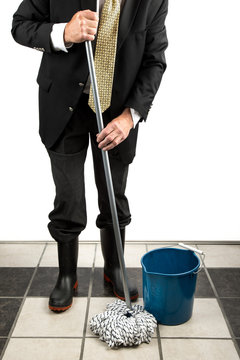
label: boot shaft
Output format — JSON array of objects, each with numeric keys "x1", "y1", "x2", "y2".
[
  {"x1": 57, "y1": 237, "x2": 79, "y2": 275},
  {"x1": 100, "y1": 227, "x2": 125, "y2": 269}
]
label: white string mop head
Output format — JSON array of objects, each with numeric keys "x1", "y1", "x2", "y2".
[{"x1": 90, "y1": 299, "x2": 157, "y2": 348}]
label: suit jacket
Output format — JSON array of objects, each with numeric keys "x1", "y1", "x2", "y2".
[{"x1": 11, "y1": 0, "x2": 168, "y2": 164}]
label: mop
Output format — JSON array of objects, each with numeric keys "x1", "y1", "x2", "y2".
[{"x1": 85, "y1": 12, "x2": 157, "y2": 348}]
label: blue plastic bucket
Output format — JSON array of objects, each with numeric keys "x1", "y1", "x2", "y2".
[{"x1": 141, "y1": 247, "x2": 200, "y2": 325}]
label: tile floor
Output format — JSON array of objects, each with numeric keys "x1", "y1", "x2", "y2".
[{"x1": 0, "y1": 242, "x2": 239, "y2": 360}]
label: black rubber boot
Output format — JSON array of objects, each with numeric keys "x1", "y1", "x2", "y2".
[
  {"x1": 49, "y1": 237, "x2": 79, "y2": 312},
  {"x1": 100, "y1": 227, "x2": 139, "y2": 301}
]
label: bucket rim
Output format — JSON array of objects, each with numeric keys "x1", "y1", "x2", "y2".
[{"x1": 140, "y1": 247, "x2": 200, "y2": 277}]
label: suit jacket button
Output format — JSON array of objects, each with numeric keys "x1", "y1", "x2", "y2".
[
  {"x1": 69, "y1": 107, "x2": 74, "y2": 112},
  {"x1": 78, "y1": 82, "x2": 84, "y2": 87}
]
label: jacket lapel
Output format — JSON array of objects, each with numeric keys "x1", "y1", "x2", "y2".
[{"x1": 117, "y1": 0, "x2": 142, "y2": 53}]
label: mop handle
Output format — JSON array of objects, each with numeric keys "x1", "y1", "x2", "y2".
[
  {"x1": 178, "y1": 243, "x2": 204, "y2": 255},
  {"x1": 85, "y1": 40, "x2": 132, "y2": 310}
]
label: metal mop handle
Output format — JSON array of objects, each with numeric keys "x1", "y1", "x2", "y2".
[{"x1": 85, "y1": 40, "x2": 132, "y2": 310}]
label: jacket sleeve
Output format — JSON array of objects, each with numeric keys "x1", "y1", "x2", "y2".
[
  {"x1": 124, "y1": 0, "x2": 168, "y2": 121},
  {"x1": 11, "y1": 0, "x2": 54, "y2": 54}
]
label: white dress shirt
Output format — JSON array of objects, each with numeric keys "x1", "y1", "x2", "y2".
[{"x1": 50, "y1": 0, "x2": 141, "y2": 128}]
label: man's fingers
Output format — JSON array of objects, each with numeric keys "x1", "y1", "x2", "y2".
[
  {"x1": 102, "y1": 136, "x2": 123, "y2": 151},
  {"x1": 83, "y1": 9, "x2": 99, "y2": 21},
  {"x1": 96, "y1": 114, "x2": 132, "y2": 151},
  {"x1": 77, "y1": 9, "x2": 99, "y2": 22},
  {"x1": 84, "y1": 18, "x2": 98, "y2": 30},
  {"x1": 96, "y1": 124, "x2": 115, "y2": 143},
  {"x1": 65, "y1": 9, "x2": 99, "y2": 43},
  {"x1": 98, "y1": 131, "x2": 117, "y2": 149},
  {"x1": 78, "y1": 17, "x2": 98, "y2": 35},
  {"x1": 80, "y1": 23, "x2": 97, "y2": 40},
  {"x1": 84, "y1": 34, "x2": 95, "y2": 41},
  {"x1": 98, "y1": 130, "x2": 126, "y2": 150}
]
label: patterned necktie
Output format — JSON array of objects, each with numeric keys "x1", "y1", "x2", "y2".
[{"x1": 88, "y1": 0, "x2": 120, "y2": 113}]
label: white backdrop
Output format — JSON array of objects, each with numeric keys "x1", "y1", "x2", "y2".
[{"x1": 1, "y1": 0, "x2": 240, "y2": 241}]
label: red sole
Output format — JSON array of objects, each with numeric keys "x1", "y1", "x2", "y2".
[
  {"x1": 104, "y1": 273, "x2": 139, "y2": 301},
  {"x1": 49, "y1": 304, "x2": 72, "y2": 312},
  {"x1": 49, "y1": 280, "x2": 78, "y2": 312}
]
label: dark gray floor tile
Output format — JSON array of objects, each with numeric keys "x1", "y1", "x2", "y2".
[
  {"x1": 28, "y1": 267, "x2": 91, "y2": 297},
  {"x1": 91, "y1": 268, "x2": 113, "y2": 297},
  {"x1": 195, "y1": 269, "x2": 215, "y2": 298},
  {"x1": 0, "y1": 268, "x2": 34, "y2": 297},
  {"x1": 91, "y1": 268, "x2": 142, "y2": 299},
  {"x1": 220, "y1": 298, "x2": 240, "y2": 337},
  {"x1": 0, "y1": 338, "x2": 7, "y2": 357},
  {"x1": 208, "y1": 268, "x2": 240, "y2": 297},
  {"x1": 128, "y1": 268, "x2": 143, "y2": 297},
  {"x1": 0, "y1": 299, "x2": 22, "y2": 336},
  {"x1": 236, "y1": 339, "x2": 240, "y2": 353}
]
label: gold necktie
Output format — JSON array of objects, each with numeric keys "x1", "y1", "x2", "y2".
[{"x1": 88, "y1": 0, "x2": 120, "y2": 113}]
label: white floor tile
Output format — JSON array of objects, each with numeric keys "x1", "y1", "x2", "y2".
[
  {"x1": 83, "y1": 338, "x2": 159, "y2": 359},
  {"x1": 124, "y1": 245, "x2": 147, "y2": 268},
  {"x1": 0, "y1": 244, "x2": 45, "y2": 267},
  {"x1": 197, "y1": 245, "x2": 240, "y2": 267},
  {"x1": 159, "y1": 298, "x2": 231, "y2": 338},
  {"x1": 2, "y1": 338, "x2": 81, "y2": 360},
  {"x1": 40, "y1": 243, "x2": 95, "y2": 267},
  {"x1": 78, "y1": 244, "x2": 96, "y2": 267},
  {"x1": 12, "y1": 297, "x2": 87, "y2": 337},
  {"x1": 161, "y1": 339, "x2": 239, "y2": 360},
  {"x1": 94, "y1": 244, "x2": 104, "y2": 267}
]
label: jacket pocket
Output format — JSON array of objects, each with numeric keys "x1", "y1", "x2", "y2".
[{"x1": 36, "y1": 73, "x2": 52, "y2": 92}]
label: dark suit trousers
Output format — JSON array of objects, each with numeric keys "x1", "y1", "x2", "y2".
[{"x1": 45, "y1": 93, "x2": 131, "y2": 243}]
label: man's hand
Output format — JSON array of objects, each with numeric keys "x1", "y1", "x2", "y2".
[
  {"x1": 64, "y1": 10, "x2": 99, "y2": 44},
  {"x1": 96, "y1": 108, "x2": 134, "y2": 151}
]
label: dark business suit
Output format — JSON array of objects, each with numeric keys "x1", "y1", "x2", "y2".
[
  {"x1": 11, "y1": 0, "x2": 168, "y2": 242},
  {"x1": 12, "y1": 0, "x2": 168, "y2": 163}
]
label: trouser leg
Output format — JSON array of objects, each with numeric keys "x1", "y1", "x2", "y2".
[
  {"x1": 46, "y1": 94, "x2": 91, "y2": 243},
  {"x1": 46, "y1": 145, "x2": 88, "y2": 243},
  {"x1": 89, "y1": 131, "x2": 131, "y2": 229}
]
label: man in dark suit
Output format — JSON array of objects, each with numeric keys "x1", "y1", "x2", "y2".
[{"x1": 11, "y1": 0, "x2": 168, "y2": 312}]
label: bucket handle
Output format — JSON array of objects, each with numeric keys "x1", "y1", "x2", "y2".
[{"x1": 178, "y1": 243, "x2": 205, "y2": 274}]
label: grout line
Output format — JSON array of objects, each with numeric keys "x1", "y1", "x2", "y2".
[
  {"x1": 157, "y1": 326, "x2": 163, "y2": 360},
  {"x1": 79, "y1": 244, "x2": 97, "y2": 360},
  {"x1": 4, "y1": 335, "x2": 94, "y2": 339},
  {"x1": 7, "y1": 336, "x2": 84, "y2": 339},
  {"x1": 209, "y1": 296, "x2": 240, "y2": 299},
  {"x1": 1, "y1": 240, "x2": 240, "y2": 245},
  {"x1": 157, "y1": 336, "x2": 235, "y2": 340},
  {"x1": 0, "y1": 242, "x2": 48, "y2": 360},
  {"x1": 0, "y1": 335, "x2": 237, "y2": 340},
  {"x1": 0, "y1": 297, "x2": 24, "y2": 299}
]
